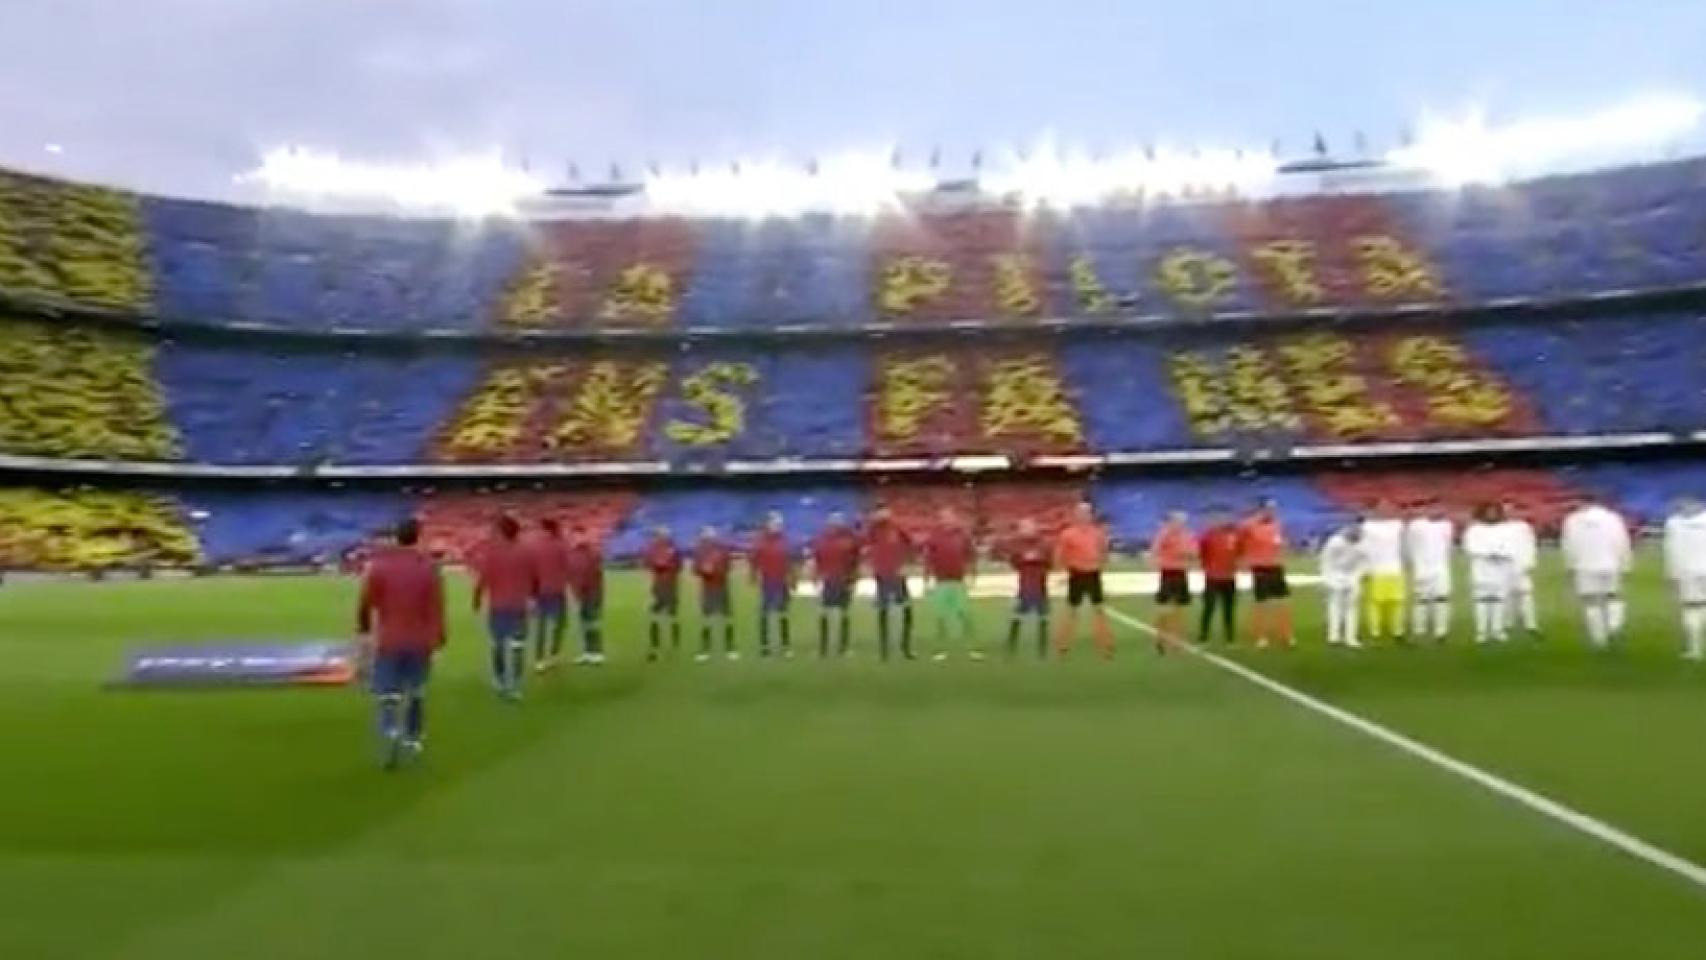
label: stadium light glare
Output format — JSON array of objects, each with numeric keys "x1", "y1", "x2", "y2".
[
  {"x1": 984, "y1": 142, "x2": 1278, "y2": 207},
  {"x1": 1390, "y1": 92, "x2": 1706, "y2": 186},
  {"x1": 643, "y1": 152, "x2": 931, "y2": 217},
  {"x1": 238, "y1": 147, "x2": 544, "y2": 216}
]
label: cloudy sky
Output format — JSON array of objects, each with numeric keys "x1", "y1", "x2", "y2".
[{"x1": 2, "y1": 0, "x2": 1705, "y2": 200}]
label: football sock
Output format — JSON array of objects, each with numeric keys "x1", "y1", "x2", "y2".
[{"x1": 405, "y1": 694, "x2": 424, "y2": 739}]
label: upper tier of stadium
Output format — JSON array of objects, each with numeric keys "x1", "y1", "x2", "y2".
[{"x1": 3, "y1": 156, "x2": 1706, "y2": 335}]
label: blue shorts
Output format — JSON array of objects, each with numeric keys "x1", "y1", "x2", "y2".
[
  {"x1": 651, "y1": 582, "x2": 679, "y2": 615},
  {"x1": 875, "y1": 576, "x2": 911, "y2": 608},
  {"x1": 701, "y1": 584, "x2": 731, "y2": 617},
  {"x1": 535, "y1": 593, "x2": 567, "y2": 622},
  {"x1": 371, "y1": 650, "x2": 431, "y2": 695},
  {"x1": 576, "y1": 590, "x2": 603, "y2": 623},
  {"x1": 1015, "y1": 591, "x2": 1050, "y2": 616},
  {"x1": 488, "y1": 609, "x2": 527, "y2": 644},
  {"x1": 760, "y1": 581, "x2": 792, "y2": 614},
  {"x1": 820, "y1": 577, "x2": 853, "y2": 609}
]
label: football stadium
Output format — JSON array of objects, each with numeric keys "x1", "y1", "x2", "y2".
[{"x1": 5, "y1": 5, "x2": 1706, "y2": 957}]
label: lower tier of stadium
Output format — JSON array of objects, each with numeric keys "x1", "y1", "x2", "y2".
[{"x1": 1, "y1": 457, "x2": 1698, "y2": 571}]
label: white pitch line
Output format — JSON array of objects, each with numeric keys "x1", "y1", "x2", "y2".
[{"x1": 1105, "y1": 607, "x2": 1706, "y2": 893}]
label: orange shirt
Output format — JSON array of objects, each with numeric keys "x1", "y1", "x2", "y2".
[
  {"x1": 1054, "y1": 522, "x2": 1108, "y2": 573},
  {"x1": 1152, "y1": 524, "x2": 1194, "y2": 571},
  {"x1": 1239, "y1": 516, "x2": 1285, "y2": 568}
]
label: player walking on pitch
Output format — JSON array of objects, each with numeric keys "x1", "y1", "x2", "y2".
[
  {"x1": 1360, "y1": 501, "x2": 1407, "y2": 644},
  {"x1": 1499, "y1": 502, "x2": 1541, "y2": 638},
  {"x1": 1663, "y1": 497, "x2": 1706, "y2": 661},
  {"x1": 357, "y1": 518, "x2": 445, "y2": 768},
  {"x1": 1463, "y1": 503, "x2": 1514, "y2": 644},
  {"x1": 565, "y1": 527, "x2": 606, "y2": 665},
  {"x1": 528, "y1": 518, "x2": 572, "y2": 670},
  {"x1": 1149, "y1": 511, "x2": 1194, "y2": 650},
  {"x1": 865, "y1": 506, "x2": 916, "y2": 660},
  {"x1": 924, "y1": 507, "x2": 979, "y2": 661},
  {"x1": 473, "y1": 514, "x2": 536, "y2": 700},
  {"x1": 750, "y1": 512, "x2": 796, "y2": 658},
  {"x1": 811, "y1": 513, "x2": 861, "y2": 657},
  {"x1": 1319, "y1": 522, "x2": 1367, "y2": 648},
  {"x1": 643, "y1": 526, "x2": 683, "y2": 661},
  {"x1": 693, "y1": 526, "x2": 736, "y2": 661},
  {"x1": 1054, "y1": 501, "x2": 1114, "y2": 658},
  {"x1": 1561, "y1": 497, "x2": 1632, "y2": 649},
  {"x1": 1404, "y1": 504, "x2": 1454, "y2": 643},
  {"x1": 1006, "y1": 517, "x2": 1052, "y2": 659},
  {"x1": 1240, "y1": 498, "x2": 1292, "y2": 649}
]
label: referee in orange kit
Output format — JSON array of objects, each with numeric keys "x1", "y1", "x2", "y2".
[{"x1": 1054, "y1": 501, "x2": 1115, "y2": 658}]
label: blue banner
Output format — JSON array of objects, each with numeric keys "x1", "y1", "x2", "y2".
[{"x1": 115, "y1": 641, "x2": 356, "y2": 688}]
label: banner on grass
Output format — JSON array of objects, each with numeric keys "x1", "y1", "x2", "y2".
[{"x1": 115, "y1": 641, "x2": 356, "y2": 688}]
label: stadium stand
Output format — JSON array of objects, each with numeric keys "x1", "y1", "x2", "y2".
[{"x1": 1, "y1": 157, "x2": 1705, "y2": 569}]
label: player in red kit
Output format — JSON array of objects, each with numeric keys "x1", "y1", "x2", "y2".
[
  {"x1": 811, "y1": 512, "x2": 861, "y2": 657},
  {"x1": 1239, "y1": 497, "x2": 1293, "y2": 648},
  {"x1": 1006, "y1": 516, "x2": 1052, "y2": 659},
  {"x1": 924, "y1": 507, "x2": 979, "y2": 661},
  {"x1": 693, "y1": 525, "x2": 736, "y2": 661},
  {"x1": 750, "y1": 511, "x2": 796, "y2": 658},
  {"x1": 865, "y1": 505, "x2": 915, "y2": 660},
  {"x1": 357, "y1": 518, "x2": 445, "y2": 769},
  {"x1": 643, "y1": 526, "x2": 683, "y2": 661},
  {"x1": 1197, "y1": 506, "x2": 1243, "y2": 645},
  {"x1": 564, "y1": 526, "x2": 605, "y2": 665},
  {"x1": 529, "y1": 518, "x2": 572, "y2": 672},
  {"x1": 472, "y1": 514, "x2": 536, "y2": 700}
]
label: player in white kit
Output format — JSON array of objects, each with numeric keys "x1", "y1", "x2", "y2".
[
  {"x1": 1360, "y1": 501, "x2": 1407, "y2": 644},
  {"x1": 1404, "y1": 505, "x2": 1454, "y2": 642},
  {"x1": 1462, "y1": 503, "x2": 1514, "y2": 644},
  {"x1": 1560, "y1": 497, "x2": 1632, "y2": 649},
  {"x1": 1498, "y1": 502, "x2": 1540, "y2": 638},
  {"x1": 1663, "y1": 497, "x2": 1706, "y2": 661},
  {"x1": 1320, "y1": 522, "x2": 1368, "y2": 648}
]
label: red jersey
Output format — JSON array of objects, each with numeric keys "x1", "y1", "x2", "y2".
[
  {"x1": 1198, "y1": 524, "x2": 1243, "y2": 580},
  {"x1": 812, "y1": 526, "x2": 861, "y2": 582},
  {"x1": 694, "y1": 540, "x2": 732, "y2": 588},
  {"x1": 865, "y1": 520, "x2": 912, "y2": 578},
  {"x1": 749, "y1": 531, "x2": 793, "y2": 585},
  {"x1": 564, "y1": 541, "x2": 604, "y2": 598},
  {"x1": 924, "y1": 525, "x2": 975, "y2": 581},
  {"x1": 357, "y1": 545, "x2": 446, "y2": 654},
  {"x1": 643, "y1": 539, "x2": 682, "y2": 585},
  {"x1": 1239, "y1": 516, "x2": 1285, "y2": 568},
  {"x1": 528, "y1": 534, "x2": 571, "y2": 596},
  {"x1": 1152, "y1": 524, "x2": 1194, "y2": 572},
  {"x1": 475, "y1": 537, "x2": 536, "y2": 613},
  {"x1": 1008, "y1": 535, "x2": 1051, "y2": 597}
]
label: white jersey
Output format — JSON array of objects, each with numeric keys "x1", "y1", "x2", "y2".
[
  {"x1": 1319, "y1": 533, "x2": 1369, "y2": 589},
  {"x1": 1463, "y1": 522, "x2": 1514, "y2": 593},
  {"x1": 1360, "y1": 518, "x2": 1405, "y2": 575},
  {"x1": 1560, "y1": 504, "x2": 1631, "y2": 574},
  {"x1": 1494, "y1": 519, "x2": 1536, "y2": 573},
  {"x1": 1404, "y1": 517, "x2": 1454, "y2": 574},
  {"x1": 1664, "y1": 509, "x2": 1706, "y2": 580}
]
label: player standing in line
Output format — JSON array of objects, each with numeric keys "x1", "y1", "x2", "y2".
[
  {"x1": 357, "y1": 518, "x2": 446, "y2": 768},
  {"x1": 811, "y1": 513, "x2": 861, "y2": 658},
  {"x1": 472, "y1": 514, "x2": 535, "y2": 700},
  {"x1": 1319, "y1": 521, "x2": 1367, "y2": 648},
  {"x1": 1404, "y1": 504, "x2": 1455, "y2": 643},
  {"x1": 1498, "y1": 501, "x2": 1541, "y2": 639},
  {"x1": 865, "y1": 506, "x2": 916, "y2": 660},
  {"x1": 693, "y1": 525, "x2": 736, "y2": 661},
  {"x1": 924, "y1": 507, "x2": 980, "y2": 661},
  {"x1": 1239, "y1": 498, "x2": 1292, "y2": 649},
  {"x1": 1196, "y1": 507, "x2": 1241, "y2": 644},
  {"x1": 1664, "y1": 497, "x2": 1706, "y2": 661},
  {"x1": 1054, "y1": 501, "x2": 1114, "y2": 658},
  {"x1": 1561, "y1": 496, "x2": 1633, "y2": 649},
  {"x1": 1463, "y1": 503, "x2": 1514, "y2": 644},
  {"x1": 643, "y1": 526, "x2": 683, "y2": 662},
  {"x1": 1149, "y1": 510, "x2": 1194, "y2": 651},
  {"x1": 750, "y1": 512, "x2": 796, "y2": 658},
  {"x1": 1360, "y1": 500, "x2": 1408, "y2": 644},
  {"x1": 1006, "y1": 517, "x2": 1052, "y2": 659},
  {"x1": 565, "y1": 526, "x2": 606, "y2": 665},
  {"x1": 529, "y1": 519, "x2": 572, "y2": 672}
]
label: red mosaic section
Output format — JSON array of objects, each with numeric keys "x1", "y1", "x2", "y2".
[
  {"x1": 432, "y1": 357, "x2": 671, "y2": 463},
  {"x1": 499, "y1": 219, "x2": 699, "y2": 329},
  {"x1": 870, "y1": 207, "x2": 1045, "y2": 322},
  {"x1": 866, "y1": 480, "x2": 1088, "y2": 546},
  {"x1": 866, "y1": 346, "x2": 1086, "y2": 457},
  {"x1": 1314, "y1": 469, "x2": 1584, "y2": 533},
  {"x1": 415, "y1": 490, "x2": 639, "y2": 562},
  {"x1": 1222, "y1": 193, "x2": 1449, "y2": 311}
]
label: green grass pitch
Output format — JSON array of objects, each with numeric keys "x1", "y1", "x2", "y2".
[{"x1": 2, "y1": 549, "x2": 1706, "y2": 958}]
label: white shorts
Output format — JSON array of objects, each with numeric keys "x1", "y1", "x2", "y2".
[
  {"x1": 1410, "y1": 570, "x2": 1451, "y2": 600},
  {"x1": 1573, "y1": 571, "x2": 1622, "y2": 598},
  {"x1": 1507, "y1": 572, "x2": 1534, "y2": 597},
  {"x1": 1324, "y1": 582, "x2": 1362, "y2": 603},
  {"x1": 1677, "y1": 575, "x2": 1706, "y2": 606}
]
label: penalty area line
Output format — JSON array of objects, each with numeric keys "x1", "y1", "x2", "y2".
[{"x1": 1105, "y1": 606, "x2": 1706, "y2": 894}]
